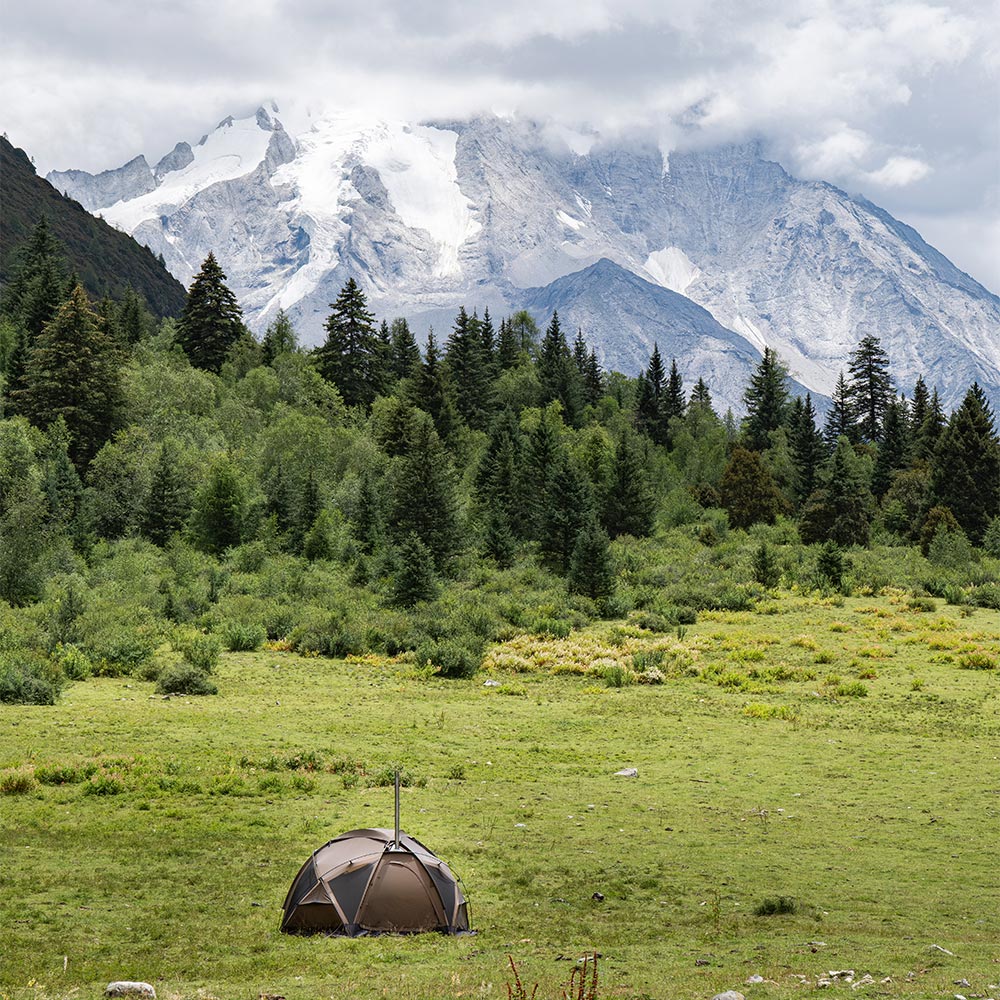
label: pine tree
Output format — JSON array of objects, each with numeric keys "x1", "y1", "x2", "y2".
[
  {"x1": 314, "y1": 277, "x2": 379, "y2": 408},
  {"x1": 175, "y1": 253, "x2": 246, "y2": 373},
  {"x1": 800, "y1": 436, "x2": 876, "y2": 547},
  {"x1": 409, "y1": 330, "x2": 460, "y2": 441},
  {"x1": 474, "y1": 411, "x2": 522, "y2": 524},
  {"x1": 927, "y1": 383, "x2": 1000, "y2": 545},
  {"x1": 824, "y1": 371, "x2": 857, "y2": 447},
  {"x1": 116, "y1": 286, "x2": 151, "y2": 345},
  {"x1": 15, "y1": 284, "x2": 124, "y2": 469},
  {"x1": 718, "y1": 447, "x2": 786, "y2": 528},
  {"x1": 537, "y1": 311, "x2": 582, "y2": 426},
  {"x1": 665, "y1": 360, "x2": 686, "y2": 424},
  {"x1": 445, "y1": 306, "x2": 489, "y2": 429},
  {"x1": 689, "y1": 378, "x2": 713, "y2": 412},
  {"x1": 389, "y1": 411, "x2": 460, "y2": 570},
  {"x1": 602, "y1": 431, "x2": 655, "y2": 538},
  {"x1": 373, "y1": 319, "x2": 395, "y2": 397},
  {"x1": 496, "y1": 317, "x2": 522, "y2": 371},
  {"x1": 846, "y1": 334, "x2": 893, "y2": 443},
  {"x1": 352, "y1": 468, "x2": 385, "y2": 554},
  {"x1": 539, "y1": 454, "x2": 594, "y2": 573},
  {"x1": 480, "y1": 308, "x2": 497, "y2": 382},
  {"x1": 389, "y1": 317, "x2": 421, "y2": 382},
  {"x1": 390, "y1": 532, "x2": 438, "y2": 606},
  {"x1": 567, "y1": 518, "x2": 615, "y2": 601},
  {"x1": 41, "y1": 419, "x2": 83, "y2": 535},
  {"x1": 583, "y1": 349, "x2": 604, "y2": 409},
  {"x1": 789, "y1": 394, "x2": 824, "y2": 506},
  {"x1": 481, "y1": 502, "x2": 516, "y2": 568},
  {"x1": 261, "y1": 309, "x2": 298, "y2": 364},
  {"x1": 742, "y1": 347, "x2": 790, "y2": 451},
  {"x1": 191, "y1": 459, "x2": 245, "y2": 554},
  {"x1": 872, "y1": 397, "x2": 911, "y2": 498},
  {"x1": 141, "y1": 439, "x2": 193, "y2": 545},
  {"x1": 519, "y1": 407, "x2": 565, "y2": 541},
  {"x1": 303, "y1": 510, "x2": 335, "y2": 562},
  {"x1": 637, "y1": 344, "x2": 670, "y2": 445},
  {"x1": 910, "y1": 376, "x2": 930, "y2": 438},
  {"x1": 914, "y1": 387, "x2": 946, "y2": 462}
]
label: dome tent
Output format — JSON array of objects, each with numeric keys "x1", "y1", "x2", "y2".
[{"x1": 280, "y1": 827, "x2": 470, "y2": 936}]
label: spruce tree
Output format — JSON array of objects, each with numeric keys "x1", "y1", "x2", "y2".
[
  {"x1": 846, "y1": 334, "x2": 893, "y2": 443},
  {"x1": 474, "y1": 411, "x2": 522, "y2": 524},
  {"x1": 389, "y1": 317, "x2": 421, "y2": 382},
  {"x1": 519, "y1": 406, "x2": 565, "y2": 541},
  {"x1": 539, "y1": 454, "x2": 594, "y2": 572},
  {"x1": 480, "y1": 308, "x2": 497, "y2": 382},
  {"x1": 718, "y1": 447, "x2": 785, "y2": 528},
  {"x1": 176, "y1": 253, "x2": 246, "y2": 373},
  {"x1": 445, "y1": 306, "x2": 489, "y2": 429},
  {"x1": 409, "y1": 330, "x2": 460, "y2": 441},
  {"x1": 742, "y1": 347, "x2": 790, "y2": 451},
  {"x1": 390, "y1": 533, "x2": 438, "y2": 606},
  {"x1": 389, "y1": 411, "x2": 460, "y2": 570},
  {"x1": 872, "y1": 397, "x2": 911, "y2": 498},
  {"x1": 481, "y1": 502, "x2": 516, "y2": 568},
  {"x1": 496, "y1": 317, "x2": 522, "y2": 371},
  {"x1": 16, "y1": 284, "x2": 124, "y2": 469},
  {"x1": 927, "y1": 383, "x2": 1000, "y2": 545},
  {"x1": 664, "y1": 360, "x2": 686, "y2": 425},
  {"x1": 352, "y1": 468, "x2": 385, "y2": 554},
  {"x1": 910, "y1": 376, "x2": 930, "y2": 438},
  {"x1": 261, "y1": 309, "x2": 298, "y2": 364},
  {"x1": 191, "y1": 459, "x2": 245, "y2": 554},
  {"x1": 583, "y1": 349, "x2": 604, "y2": 409},
  {"x1": 789, "y1": 395, "x2": 824, "y2": 506},
  {"x1": 824, "y1": 371, "x2": 857, "y2": 447},
  {"x1": 689, "y1": 378, "x2": 713, "y2": 412},
  {"x1": 915, "y1": 387, "x2": 946, "y2": 462},
  {"x1": 314, "y1": 277, "x2": 379, "y2": 408},
  {"x1": 115, "y1": 286, "x2": 151, "y2": 345},
  {"x1": 800, "y1": 437, "x2": 875, "y2": 547},
  {"x1": 568, "y1": 518, "x2": 615, "y2": 601},
  {"x1": 602, "y1": 431, "x2": 655, "y2": 538},
  {"x1": 41, "y1": 420, "x2": 84, "y2": 535},
  {"x1": 537, "y1": 311, "x2": 582, "y2": 426},
  {"x1": 142, "y1": 439, "x2": 193, "y2": 545}
]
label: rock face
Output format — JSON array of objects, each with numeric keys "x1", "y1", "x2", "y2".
[
  {"x1": 48, "y1": 108, "x2": 1000, "y2": 412},
  {"x1": 104, "y1": 983, "x2": 156, "y2": 998}
]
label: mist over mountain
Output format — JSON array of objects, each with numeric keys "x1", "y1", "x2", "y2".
[{"x1": 48, "y1": 106, "x2": 1000, "y2": 413}]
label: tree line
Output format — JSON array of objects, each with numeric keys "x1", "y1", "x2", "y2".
[{"x1": 1, "y1": 225, "x2": 999, "y2": 613}]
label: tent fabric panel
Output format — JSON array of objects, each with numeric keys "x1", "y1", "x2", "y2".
[
  {"x1": 323, "y1": 862, "x2": 376, "y2": 925},
  {"x1": 356, "y1": 855, "x2": 446, "y2": 932},
  {"x1": 281, "y1": 858, "x2": 318, "y2": 913},
  {"x1": 282, "y1": 901, "x2": 345, "y2": 934}
]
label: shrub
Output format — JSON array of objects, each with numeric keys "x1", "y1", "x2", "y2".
[
  {"x1": 835, "y1": 681, "x2": 868, "y2": 697},
  {"x1": 753, "y1": 896, "x2": 798, "y2": 916},
  {"x1": 532, "y1": 617, "x2": 571, "y2": 639},
  {"x1": 287, "y1": 608, "x2": 363, "y2": 658},
  {"x1": 928, "y1": 528, "x2": 973, "y2": 569},
  {"x1": 742, "y1": 703, "x2": 796, "y2": 721},
  {"x1": 416, "y1": 639, "x2": 481, "y2": 679},
  {"x1": 368, "y1": 766, "x2": 417, "y2": 788},
  {"x1": 0, "y1": 769, "x2": 37, "y2": 795},
  {"x1": 53, "y1": 643, "x2": 92, "y2": 680},
  {"x1": 907, "y1": 597, "x2": 937, "y2": 613},
  {"x1": 175, "y1": 631, "x2": 221, "y2": 672},
  {"x1": 602, "y1": 663, "x2": 635, "y2": 688},
  {"x1": 36, "y1": 764, "x2": 94, "y2": 785},
  {"x1": 218, "y1": 619, "x2": 265, "y2": 652},
  {"x1": 0, "y1": 654, "x2": 63, "y2": 705},
  {"x1": 156, "y1": 663, "x2": 218, "y2": 696},
  {"x1": 958, "y1": 652, "x2": 996, "y2": 670}
]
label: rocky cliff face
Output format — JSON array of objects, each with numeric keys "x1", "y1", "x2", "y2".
[{"x1": 48, "y1": 107, "x2": 1000, "y2": 412}]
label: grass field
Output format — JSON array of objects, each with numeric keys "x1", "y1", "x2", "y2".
[{"x1": 2, "y1": 589, "x2": 999, "y2": 999}]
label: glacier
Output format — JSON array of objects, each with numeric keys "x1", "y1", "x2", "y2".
[{"x1": 48, "y1": 106, "x2": 1000, "y2": 415}]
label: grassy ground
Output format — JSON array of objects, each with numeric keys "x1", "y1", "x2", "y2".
[{"x1": 2, "y1": 589, "x2": 999, "y2": 999}]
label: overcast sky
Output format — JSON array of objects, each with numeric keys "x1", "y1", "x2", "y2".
[{"x1": 4, "y1": 0, "x2": 998, "y2": 290}]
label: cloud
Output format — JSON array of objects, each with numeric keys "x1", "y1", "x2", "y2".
[{"x1": 1, "y1": 0, "x2": 997, "y2": 289}]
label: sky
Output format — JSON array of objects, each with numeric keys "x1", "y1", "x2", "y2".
[{"x1": 3, "y1": 0, "x2": 999, "y2": 291}]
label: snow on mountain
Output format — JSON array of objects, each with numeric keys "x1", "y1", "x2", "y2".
[{"x1": 48, "y1": 108, "x2": 1000, "y2": 413}]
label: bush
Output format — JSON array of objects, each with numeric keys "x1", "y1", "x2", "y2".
[
  {"x1": 958, "y1": 652, "x2": 996, "y2": 670},
  {"x1": 175, "y1": 631, "x2": 221, "y2": 672},
  {"x1": 602, "y1": 663, "x2": 636, "y2": 687},
  {"x1": 928, "y1": 528, "x2": 973, "y2": 569},
  {"x1": 416, "y1": 639, "x2": 481, "y2": 679},
  {"x1": 753, "y1": 896, "x2": 798, "y2": 916},
  {"x1": 532, "y1": 617, "x2": 571, "y2": 639},
  {"x1": 287, "y1": 608, "x2": 363, "y2": 658},
  {"x1": 218, "y1": 619, "x2": 265, "y2": 652},
  {"x1": 0, "y1": 654, "x2": 63, "y2": 705},
  {"x1": 835, "y1": 681, "x2": 868, "y2": 698},
  {"x1": 53, "y1": 643, "x2": 92, "y2": 680},
  {"x1": 0, "y1": 769, "x2": 37, "y2": 795},
  {"x1": 156, "y1": 663, "x2": 218, "y2": 696}
]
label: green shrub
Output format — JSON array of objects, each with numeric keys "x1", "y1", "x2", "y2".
[
  {"x1": 175, "y1": 631, "x2": 221, "y2": 672},
  {"x1": 0, "y1": 770, "x2": 37, "y2": 795},
  {"x1": 287, "y1": 608, "x2": 363, "y2": 658},
  {"x1": 0, "y1": 654, "x2": 63, "y2": 705},
  {"x1": 958, "y1": 652, "x2": 996, "y2": 670},
  {"x1": 532, "y1": 617, "x2": 571, "y2": 639},
  {"x1": 218, "y1": 619, "x2": 265, "y2": 652},
  {"x1": 53, "y1": 643, "x2": 93, "y2": 680},
  {"x1": 602, "y1": 663, "x2": 636, "y2": 688},
  {"x1": 416, "y1": 639, "x2": 481, "y2": 679},
  {"x1": 156, "y1": 663, "x2": 218, "y2": 696},
  {"x1": 907, "y1": 597, "x2": 937, "y2": 613},
  {"x1": 743, "y1": 703, "x2": 796, "y2": 721},
  {"x1": 83, "y1": 772, "x2": 126, "y2": 796},
  {"x1": 36, "y1": 763, "x2": 94, "y2": 785},
  {"x1": 969, "y1": 584, "x2": 1000, "y2": 611},
  {"x1": 835, "y1": 681, "x2": 868, "y2": 698},
  {"x1": 368, "y1": 766, "x2": 419, "y2": 788},
  {"x1": 753, "y1": 895, "x2": 798, "y2": 916}
]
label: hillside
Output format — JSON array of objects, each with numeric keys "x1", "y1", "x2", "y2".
[{"x1": 1, "y1": 136, "x2": 185, "y2": 317}]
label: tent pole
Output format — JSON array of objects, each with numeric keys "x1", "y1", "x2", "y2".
[{"x1": 394, "y1": 768, "x2": 401, "y2": 850}]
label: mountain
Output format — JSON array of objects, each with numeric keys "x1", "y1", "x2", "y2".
[
  {"x1": 1, "y1": 137, "x2": 186, "y2": 318},
  {"x1": 46, "y1": 108, "x2": 1000, "y2": 410}
]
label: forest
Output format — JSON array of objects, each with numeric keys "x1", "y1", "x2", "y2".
[{"x1": 1, "y1": 218, "x2": 999, "y2": 706}]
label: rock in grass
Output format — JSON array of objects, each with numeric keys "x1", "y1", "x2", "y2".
[
  {"x1": 614, "y1": 767, "x2": 638, "y2": 777},
  {"x1": 105, "y1": 984, "x2": 156, "y2": 998},
  {"x1": 711, "y1": 992, "x2": 746, "y2": 1000}
]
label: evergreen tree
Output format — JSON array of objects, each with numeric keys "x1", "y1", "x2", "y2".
[
  {"x1": 496, "y1": 317, "x2": 522, "y2": 371},
  {"x1": 389, "y1": 411, "x2": 460, "y2": 570},
  {"x1": 175, "y1": 253, "x2": 246, "y2": 373},
  {"x1": 689, "y1": 378, "x2": 713, "y2": 412},
  {"x1": 314, "y1": 277, "x2": 379, "y2": 408},
  {"x1": 290, "y1": 473, "x2": 322, "y2": 553},
  {"x1": 927, "y1": 383, "x2": 1000, "y2": 545},
  {"x1": 637, "y1": 343, "x2": 671, "y2": 445},
  {"x1": 872, "y1": 397, "x2": 911, "y2": 498},
  {"x1": 352, "y1": 468, "x2": 385, "y2": 554},
  {"x1": 481, "y1": 502, "x2": 516, "y2": 568},
  {"x1": 389, "y1": 317, "x2": 421, "y2": 382},
  {"x1": 191, "y1": 460, "x2": 245, "y2": 554},
  {"x1": 116, "y1": 286, "x2": 151, "y2": 345},
  {"x1": 15, "y1": 284, "x2": 124, "y2": 469},
  {"x1": 409, "y1": 330, "x2": 460, "y2": 441},
  {"x1": 910, "y1": 376, "x2": 930, "y2": 438},
  {"x1": 664, "y1": 359, "x2": 686, "y2": 425},
  {"x1": 509, "y1": 310, "x2": 540, "y2": 355},
  {"x1": 567, "y1": 518, "x2": 615, "y2": 601},
  {"x1": 915, "y1": 387, "x2": 946, "y2": 462},
  {"x1": 718, "y1": 447, "x2": 785, "y2": 528},
  {"x1": 537, "y1": 311, "x2": 582, "y2": 426},
  {"x1": 141, "y1": 439, "x2": 193, "y2": 545},
  {"x1": 539, "y1": 454, "x2": 594, "y2": 572},
  {"x1": 373, "y1": 319, "x2": 395, "y2": 397},
  {"x1": 602, "y1": 431, "x2": 655, "y2": 538},
  {"x1": 519, "y1": 406, "x2": 565, "y2": 541},
  {"x1": 751, "y1": 541, "x2": 782, "y2": 588},
  {"x1": 390, "y1": 532, "x2": 438, "y2": 606},
  {"x1": 800, "y1": 436, "x2": 875, "y2": 546},
  {"x1": 846, "y1": 334, "x2": 893, "y2": 443},
  {"x1": 302, "y1": 511, "x2": 335, "y2": 562},
  {"x1": 41, "y1": 419, "x2": 83, "y2": 535},
  {"x1": 474, "y1": 411, "x2": 522, "y2": 524},
  {"x1": 824, "y1": 371, "x2": 857, "y2": 446},
  {"x1": 445, "y1": 306, "x2": 489, "y2": 429},
  {"x1": 480, "y1": 308, "x2": 497, "y2": 382},
  {"x1": 261, "y1": 309, "x2": 298, "y2": 364},
  {"x1": 742, "y1": 347, "x2": 790, "y2": 451},
  {"x1": 789, "y1": 394, "x2": 825, "y2": 506}
]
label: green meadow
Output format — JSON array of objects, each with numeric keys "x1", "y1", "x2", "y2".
[{"x1": 2, "y1": 590, "x2": 999, "y2": 1000}]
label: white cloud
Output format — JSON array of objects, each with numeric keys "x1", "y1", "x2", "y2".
[{"x1": 866, "y1": 155, "x2": 933, "y2": 186}]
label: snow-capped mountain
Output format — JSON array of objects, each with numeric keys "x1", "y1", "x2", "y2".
[{"x1": 49, "y1": 105, "x2": 1000, "y2": 414}]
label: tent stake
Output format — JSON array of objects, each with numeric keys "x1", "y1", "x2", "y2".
[{"x1": 394, "y1": 768, "x2": 401, "y2": 850}]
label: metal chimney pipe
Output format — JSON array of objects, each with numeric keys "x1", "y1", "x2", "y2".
[{"x1": 394, "y1": 768, "x2": 401, "y2": 850}]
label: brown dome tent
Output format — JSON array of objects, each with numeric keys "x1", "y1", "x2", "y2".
[{"x1": 280, "y1": 828, "x2": 470, "y2": 936}]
